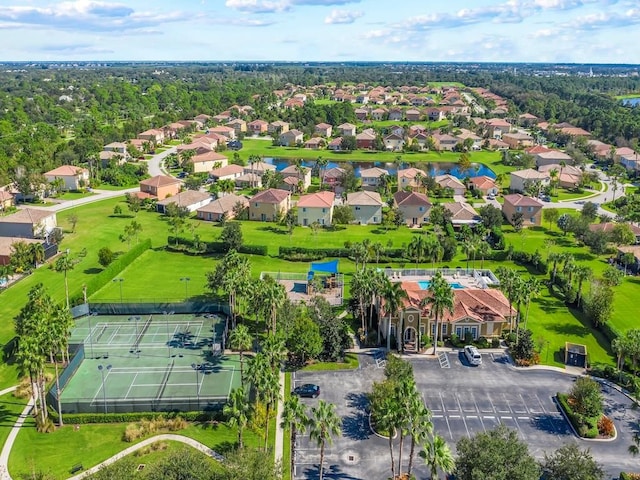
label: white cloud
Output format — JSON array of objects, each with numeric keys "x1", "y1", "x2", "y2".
[
  {"x1": 324, "y1": 9, "x2": 363, "y2": 24},
  {"x1": 224, "y1": 0, "x2": 290, "y2": 14}
]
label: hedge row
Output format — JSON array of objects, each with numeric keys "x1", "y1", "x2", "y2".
[
  {"x1": 71, "y1": 239, "x2": 152, "y2": 305},
  {"x1": 556, "y1": 393, "x2": 599, "y2": 439},
  {"x1": 167, "y1": 236, "x2": 267, "y2": 256},
  {"x1": 49, "y1": 409, "x2": 224, "y2": 425},
  {"x1": 278, "y1": 245, "x2": 407, "y2": 262}
]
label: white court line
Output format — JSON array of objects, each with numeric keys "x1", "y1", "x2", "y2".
[
  {"x1": 124, "y1": 373, "x2": 139, "y2": 399},
  {"x1": 227, "y1": 368, "x2": 235, "y2": 398}
]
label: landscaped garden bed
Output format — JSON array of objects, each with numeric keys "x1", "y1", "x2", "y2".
[{"x1": 556, "y1": 377, "x2": 615, "y2": 440}]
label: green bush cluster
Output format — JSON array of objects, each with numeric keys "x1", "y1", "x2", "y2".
[
  {"x1": 556, "y1": 393, "x2": 599, "y2": 439},
  {"x1": 590, "y1": 364, "x2": 640, "y2": 395},
  {"x1": 49, "y1": 409, "x2": 223, "y2": 425},
  {"x1": 278, "y1": 245, "x2": 407, "y2": 262},
  {"x1": 70, "y1": 239, "x2": 152, "y2": 306},
  {"x1": 449, "y1": 333, "x2": 493, "y2": 349},
  {"x1": 167, "y1": 236, "x2": 267, "y2": 256}
]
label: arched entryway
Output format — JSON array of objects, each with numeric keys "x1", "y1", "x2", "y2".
[{"x1": 404, "y1": 327, "x2": 417, "y2": 352}]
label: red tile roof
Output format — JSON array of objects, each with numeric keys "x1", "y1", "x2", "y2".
[{"x1": 251, "y1": 188, "x2": 290, "y2": 204}]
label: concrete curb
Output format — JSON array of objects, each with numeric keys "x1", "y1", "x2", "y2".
[{"x1": 552, "y1": 396, "x2": 617, "y2": 443}]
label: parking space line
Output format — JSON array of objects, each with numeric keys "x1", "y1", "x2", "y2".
[
  {"x1": 444, "y1": 416, "x2": 453, "y2": 440},
  {"x1": 439, "y1": 391, "x2": 446, "y2": 414},
  {"x1": 461, "y1": 416, "x2": 470, "y2": 437},
  {"x1": 456, "y1": 393, "x2": 465, "y2": 414}
]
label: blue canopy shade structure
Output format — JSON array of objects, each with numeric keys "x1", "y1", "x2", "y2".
[{"x1": 310, "y1": 260, "x2": 339, "y2": 274}]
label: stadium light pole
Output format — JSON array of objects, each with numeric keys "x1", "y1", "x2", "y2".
[
  {"x1": 163, "y1": 310, "x2": 174, "y2": 358},
  {"x1": 88, "y1": 311, "x2": 98, "y2": 360},
  {"x1": 98, "y1": 364, "x2": 112, "y2": 414},
  {"x1": 180, "y1": 277, "x2": 190, "y2": 300},
  {"x1": 113, "y1": 278, "x2": 124, "y2": 303},
  {"x1": 191, "y1": 363, "x2": 200, "y2": 409}
]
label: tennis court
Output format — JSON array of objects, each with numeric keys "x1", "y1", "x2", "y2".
[{"x1": 58, "y1": 312, "x2": 242, "y2": 413}]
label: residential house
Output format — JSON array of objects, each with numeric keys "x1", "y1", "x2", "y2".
[
  {"x1": 347, "y1": 191, "x2": 383, "y2": 225},
  {"x1": 268, "y1": 121, "x2": 289, "y2": 135},
  {"x1": 0, "y1": 190, "x2": 14, "y2": 212},
  {"x1": 502, "y1": 132, "x2": 534, "y2": 149},
  {"x1": 502, "y1": 194, "x2": 543, "y2": 227},
  {"x1": 209, "y1": 126, "x2": 236, "y2": 140},
  {"x1": 0, "y1": 237, "x2": 43, "y2": 266},
  {"x1": 443, "y1": 202, "x2": 481, "y2": 227},
  {"x1": 99, "y1": 150, "x2": 126, "y2": 167},
  {"x1": 44, "y1": 165, "x2": 90, "y2": 191},
  {"x1": 138, "y1": 128, "x2": 165, "y2": 144},
  {"x1": 281, "y1": 165, "x2": 312, "y2": 191},
  {"x1": 468, "y1": 176, "x2": 499, "y2": 196},
  {"x1": 194, "y1": 114, "x2": 211, "y2": 126},
  {"x1": 405, "y1": 108, "x2": 422, "y2": 122},
  {"x1": 526, "y1": 145, "x2": 553, "y2": 156},
  {"x1": 588, "y1": 140, "x2": 613, "y2": 160},
  {"x1": 196, "y1": 194, "x2": 249, "y2": 222},
  {"x1": 104, "y1": 142, "x2": 128, "y2": 156},
  {"x1": 315, "y1": 123, "x2": 333, "y2": 137},
  {"x1": 354, "y1": 108, "x2": 369, "y2": 121},
  {"x1": 393, "y1": 191, "x2": 432, "y2": 227},
  {"x1": 297, "y1": 191, "x2": 335, "y2": 227},
  {"x1": 426, "y1": 107, "x2": 446, "y2": 122},
  {"x1": 226, "y1": 119, "x2": 247, "y2": 136},
  {"x1": 190, "y1": 151, "x2": 228, "y2": 174},
  {"x1": 590, "y1": 223, "x2": 640, "y2": 244},
  {"x1": 0, "y1": 208, "x2": 57, "y2": 239},
  {"x1": 535, "y1": 150, "x2": 573, "y2": 167},
  {"x1": 388, "y1": 109, "x2": 403, "y2": 121},
  {"x1": 411, "y1": 133, "x2": 430, "y2": 150},
  {"x1": 486, "y1": 138, "x2": 510, "y2": 150},
  {"x1": 518, "y1": 113, "x2": 540, "y2": 126},
  {"x1": 156, "y1": 190, "x2": 212, "y2": 214},
  {"x1": 278, "y1": 176, "x2": 300, "y2": 193},
  {"x1": 235, "y1": 173, "x2": 262, "y2": 189},
  {"x1": 249, "y1": 189, "x2": 291, "y2": 222},
  {"x1": 397, "y1": 168, "x2": 427, "y2": 191},
  {"x1": 327, "y1": 137, "x2": 343, "y2": 151},
  {"x1": 383, "y1": 133, "x2": 405, "y2": 151},
  {"x1": 210, "y1": 164, "x2": 244, "y2": 181},
  {"x1": 615, "y1": 147, "x2": 637, "y2": 162},
  {"x1": 323, "y1": 167, "x2": 346, "y2": 191},
  {"x1": 381, "y1": 285, "x2": 515, "y2": 351},
  {"x1": 355, "y1": 131, "x2": 376, "y2": 150},
  {"x1": 212, "y1": 112, "x2": 231, "y2": 124},
  {"x1": 337, "y1": 123, "x2": 357, "y2": 137},
  {"x1": 432, "y1": 133, "x2": 459, "y2": 152},
  {"x1": 485, "y1": 119, "x2": 512, "y2": 138},
  {"x1": 371, "y1": 108, "x2": 387, "y2": 121},
  {"x1": 359, "y1": 167, "x2": 389, "y2": 190},
  {"x1": 616, "y1": 245, "x2": 640, "y2": 273},
  {"x1": 279, "y1": 129, "x2": 304, "y2": 147},
  {"x1": 620, "y1": 152, "x2": 640, "y2": 173},
  {"x1": 244, "y1": 161, "x2": 276, "y2": 177},
  {"x1": 139, "y1": 175, "x2": 182, "y2": 200},
  {"x1": 128, "y1": 138, "x2": 146, "y2": 153},
  {"x1": 247, "y1": 119, "x2": 268, "y2": 135},
  {"x1": 177, "y1": 140, "x2": 213, "y2": 157},
  {"x1": 304, "y1": 137, "x2": 325, "y2": 150},
  {"x1": 389, "y1": 125, "x2": 405, "y2": 137},
  {"x1": 435, "y1": 174, "x2": 466, "y2": 196},
  {"x1": 509, "y1": 169, "x2": 550, "y2": 193},
  {"x1": 538, "y1": 163, "x2": 582, "y2": 188}
]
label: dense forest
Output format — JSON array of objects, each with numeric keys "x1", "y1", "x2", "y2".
[{"x1": 0, "y1": 63, "x2": 639, "y2": 186}]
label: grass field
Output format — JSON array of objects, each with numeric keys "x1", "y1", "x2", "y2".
[{"x1": 56, "y1": 191, "x2": 96, "y2": 201}]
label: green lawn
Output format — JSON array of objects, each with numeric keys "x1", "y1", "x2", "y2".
[
  {"x1": 301, "y1": 353, "x2": 359, "y2": 371},
  {"x1": 0, "y1": 395, "x2": 28, "y2": 451},
  {"x1": 56, "y1": 191, "x2": 96, "y2": 201},
  {"x1": 553, "y1": 189, "x2": 597, "y2": 202},
  {"x1": 94, "y1": 184, "x2": 139, "y2": 191},
  {"x1": 8, "y1": 417, "x2": 259, "y2": 480}
]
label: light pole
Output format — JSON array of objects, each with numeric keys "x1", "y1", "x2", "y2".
[
  {"x1": 191, "y1": 363, "x2": 200, "y2": 409},
  {"x1": 180, "y1": 277, "x2": 191, "y2": 300},
  {"x1": 97, "y1": 364, "x2": 112, "y2": 414},
  {"x1": 88, "y1": 311, "x2": 98, "y2": 360},
  {"x1": 129, "y1": 316, "x2": 141, "y2": 356},
  {"x1": 113, "y1": 278, "x2": 124, "y2": 303},
  {"x1": 163, "y1": 310, "x2": 174, "y2": 358}
]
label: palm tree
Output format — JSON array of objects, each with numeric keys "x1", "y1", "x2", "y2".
[
  {"x1": 351, "y1": 269, "x2": 374, "y2": 338},
  {"x1": 308, "y1": 400, "x2": 342, "y2": 480},
  {"x1": 382, "y1": 278, "x2": 408, "y2": 351},
  {"x1": 496, "y1": 266, "x2": 520, "y2": 331},
  {"x1": 261, "y1": 276, "x2": 286, "y2": 333},
  {"x1": 463, "y1": 237, "x2": 477, "y2": 271},
  {"x1": 422, "y1": 272, "x2": 454, "y2": 355},
  {"x1": 228, "y1": 324, "x2": 253, "y2": 384},
  {"x1": 377, "y1": 396, "x2": 400, "y2": 478},
  {"x1": 408, "y1": 235, "x2": 427, "y2": 267},
  {"x1": 420, "y1": 434, "x2": 455, "y2": 480},
  {"x1": 54, "y1": 253, "x2": 75, "y2": 309},
  {"x1": 548, "y1": 252, "x2": 562, "y2": 283},
  {"x1": 224, "y1": 387, "x2": 251, "y2": 449},
  {"x1": 262, "y1": 367, "x2": 280, "y2": 451},
  {"x1": 29, "y1": 243, "x2": 45, "y2": 268},
  {"x1": 424, "y1": 234, "x2": 443, "y2": 269},
  {"x1": 281, "y1": 395, "x2": 308, "y2": 476},
  {"x1": 245, "y1": 353, "x2": 270, "y2": 405},
  {"x1": 317, "y1": 156, "x2": 328, "y2": 189},
  {"x1": 573, "y1": 264, "x2": 592, "y2": 307},
  {"x1": 407, "y1": 392, "x2": 433, "y2": 477},
  {"x1": 261, "y1": 332, "x2": 287, "y2": 372}
]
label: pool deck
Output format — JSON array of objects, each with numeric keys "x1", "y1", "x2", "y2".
[{"x1": 385, "y1": 269, "x2": 499, "y2": 289}]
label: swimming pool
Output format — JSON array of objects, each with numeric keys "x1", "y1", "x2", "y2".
[{"x1": 417, "y1": 280, "x2": 465, "y2": 290}]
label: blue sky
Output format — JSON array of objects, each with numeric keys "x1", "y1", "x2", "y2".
[{"x1": 0, "y1": 0, "x2": 637, "y2": 63}]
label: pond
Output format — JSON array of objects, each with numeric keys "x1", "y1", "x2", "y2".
[
  {"x1": 262, "y1": 157, "x2": 496, "y2": 180},
  {"x1": 622, "y1": 98, "x2": 640, "y2": 107}
]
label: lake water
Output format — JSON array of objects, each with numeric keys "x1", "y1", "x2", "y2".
[
  {"x1": 623, "y1": 98, "x2": 640, "y2": 107},
  {"x1": 262, "y1": 157, "x2": 496, "y2": 179}
]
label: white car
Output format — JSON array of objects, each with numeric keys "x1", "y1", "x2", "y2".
[{"x1": 464, "y1": 345, "x2": 482, "y2": 366}]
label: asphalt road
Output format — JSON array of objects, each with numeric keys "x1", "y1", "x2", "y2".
[{"x1": 293, "y1": 351, "x2": 640, "y2": 480}]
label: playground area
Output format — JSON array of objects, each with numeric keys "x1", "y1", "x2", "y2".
[
  {"x1": 56, "y1": 312, "x2": 241, "y2": 413},
  {"x1": 262, "y1": 259, "x2": 344, "y2": 306}
]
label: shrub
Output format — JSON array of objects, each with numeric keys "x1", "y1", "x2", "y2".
[
  {"x1": 597, "y1": 415, "x2": 615, "y2": 437},
  {"x1": 35, "y1": 416, "x2": 56, "y2": 433},
  {"x1": 97, "y1": 247, "x2": 115, "y2": 268},
  {"x1": 48, "y1": 410, "x2": 220, "y2": 425},
  {"x1": 491, "y1": 338, "x2": 501, "y2": 348},
  {"x1": 474, "y1": 337, "x2": 490, "y2": 349},
  {"x1": 122, "y1": 415, "x2": 189, "y2": 442}
]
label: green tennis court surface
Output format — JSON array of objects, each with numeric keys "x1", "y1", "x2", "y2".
[{"x1": 59, "y1": 313, "x2": 240, "y2": 413}]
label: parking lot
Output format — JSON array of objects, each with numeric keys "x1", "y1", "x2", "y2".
[{"x1": 293, "y1": 350, "x2": 639, "y2": 479}]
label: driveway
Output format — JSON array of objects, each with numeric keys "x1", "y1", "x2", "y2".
[{"x1": 293, "y1": 351, "x2": 640, "y2": 479}]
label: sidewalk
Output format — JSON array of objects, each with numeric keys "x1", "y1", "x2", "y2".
[
  {"x1": 274, "y1": 370, "x2": 285, "y2": 468},
  {"x1": 0, "y1": 397, "x2": 34, "y2": 480}
]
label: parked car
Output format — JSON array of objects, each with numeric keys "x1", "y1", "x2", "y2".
[
  {"x1": 293, "y1": 383, "x2": 320, "y2": 398},
  {"x1": 487, "y1": 193, "x2": 495, "y2": 200},
  {"x1": 227, "y1": 140, "x2": 243, "y2": 150},
  {"x1": 464, "y1": 345, "x2": 482, "y2": 366}
]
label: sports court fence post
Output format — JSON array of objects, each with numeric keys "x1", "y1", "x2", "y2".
[
  {"x1": 98, "y1": 364, "x2": 112, "y2": 414},
  {"x1": 163, "y1": 310, "x2": 174, "y2": 358},
  {"x1": 180, "y1": 277, "x2": 190, "y2": 300},
  {"x1": 191, "y1": 363, "x2": 200, "y2": 410},
  {"x1": 88, "y1": 311, "x2": 98, "y2": 360}
]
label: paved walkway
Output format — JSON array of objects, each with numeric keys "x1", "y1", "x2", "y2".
[
  {"x1": 0, "y1": 397, "x2": 34, "y2": 480},
  {"x1": 274, "y1": 370, "x2": 285, "y2": 468},
  {"x1": 66, "y1": 434, "x2": 223, "y2": 480}
]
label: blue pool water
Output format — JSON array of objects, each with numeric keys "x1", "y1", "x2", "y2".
[{"x1": 418, "y1": 280, "x2": 465, "y2": 290}]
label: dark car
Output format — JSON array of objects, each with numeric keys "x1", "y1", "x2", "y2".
[
  {"x1": 227, "y1": 140, "x2": 243, "y2": 150},
  {"x1": 293, "y1": 383, "x2": 320, "y2": 398}
]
